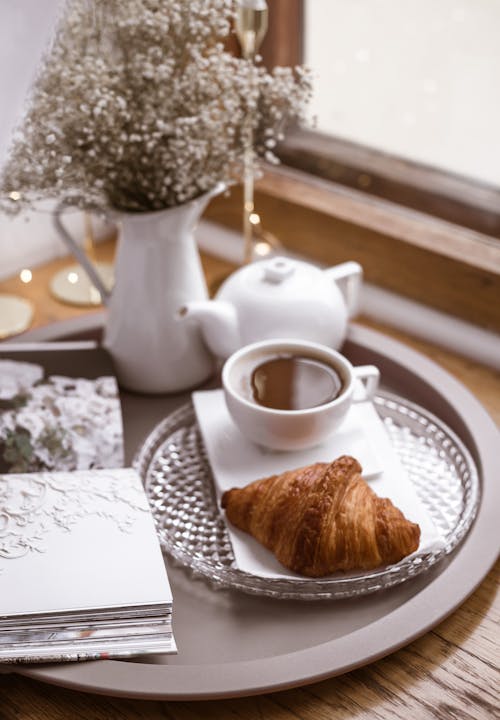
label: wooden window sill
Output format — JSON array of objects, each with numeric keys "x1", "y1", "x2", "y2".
[{"x1": 205, "y1": 165, "x2": 500, "y2": 333}]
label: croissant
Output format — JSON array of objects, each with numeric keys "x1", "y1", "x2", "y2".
[{"x1": 221, "y1": 455, "x2": 420, "y2": 577}]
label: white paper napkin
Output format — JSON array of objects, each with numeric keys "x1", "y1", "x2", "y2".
[{"x1": 193, "y1": 389, "x2": 445, "y2": 580}]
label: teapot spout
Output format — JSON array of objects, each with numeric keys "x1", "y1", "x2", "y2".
[{"x1": 178, "y1": 300, "x2": 239, "y2": 359}]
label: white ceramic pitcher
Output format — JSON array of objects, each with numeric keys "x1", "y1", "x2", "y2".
[{"x1": 54, "y1": 186, "x2": 223, "y2": 393}]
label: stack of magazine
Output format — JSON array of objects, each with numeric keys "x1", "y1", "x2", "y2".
[{"x1": 0, "y1": 344, "x2": 176, "y2": 663}]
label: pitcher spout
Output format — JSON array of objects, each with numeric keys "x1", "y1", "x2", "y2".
[{"x1": 178, "y1": 300, "x2": 239, "y2": 359}]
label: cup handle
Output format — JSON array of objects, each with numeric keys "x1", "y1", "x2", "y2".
[{"x1": 352, "y1": 365, "x2": 380, "y2": 402}]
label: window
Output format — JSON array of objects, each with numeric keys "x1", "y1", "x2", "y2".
[
  {"x1": 207, "y1": 0, "x2": 500, "y2": 332},
  {"x1": 259, "y1": 0, "x2": 500, "y2": 240},
  {"x1": 305, "y1": 0, "x2": 500, "y2": 188}
]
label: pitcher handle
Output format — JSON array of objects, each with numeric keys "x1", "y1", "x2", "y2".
[
  {"x1": 53, "y1": 200, "x2": 113, "y2": 306},
  {"x1": 324, "y1": 261, "x2": 363, "y2": 318}
]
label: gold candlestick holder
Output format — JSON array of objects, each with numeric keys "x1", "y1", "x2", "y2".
[
  {"x1": 235, "y1": 0, "x2": 269, "y2": 264},
  {"x1": 0, "y1": 192, "x2": 34, "y2": 338},
  {"x1": 0, "y1": 293, "x2": 34, "y2": 339}
]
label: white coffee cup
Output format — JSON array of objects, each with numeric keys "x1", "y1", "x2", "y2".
[{"x1": 222, "y1": 339, "x2": 380, "y2": 451}]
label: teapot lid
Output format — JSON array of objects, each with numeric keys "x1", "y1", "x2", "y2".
[
  {"x1": 217, "y1": 255, "x2": 331, "y2": 305},
  {"x1": 260, "y1": 257, "x2": 296, "y2": 285}
]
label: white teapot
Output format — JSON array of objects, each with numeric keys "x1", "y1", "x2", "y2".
[{"x1": 179, "y1": 256, "x2": 363, "y2": 359}]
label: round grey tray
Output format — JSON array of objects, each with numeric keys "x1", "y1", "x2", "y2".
[{"x1": 8, "y1": 318, "x2": 500, "y2": 700}]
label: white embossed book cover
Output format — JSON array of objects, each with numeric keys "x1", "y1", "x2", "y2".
[
  {"x1": 0, "y1": 468, "x2": 171, "y2": 618},
  {"x1": 0, "y1": 467, "x2": 175, "y2": 662}
]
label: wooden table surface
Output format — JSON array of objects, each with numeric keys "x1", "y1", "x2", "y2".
[{"x1": 0, "y1": 243, "x2": 498, "y2": 720}]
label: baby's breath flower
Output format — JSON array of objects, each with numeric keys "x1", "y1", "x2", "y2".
[{"x1": 0, "y1": 0, "x2": 312, "y2": 214}]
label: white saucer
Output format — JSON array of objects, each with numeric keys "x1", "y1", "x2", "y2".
[
  {"x1": 192, "y1": 388, "x2": 443, "y2": 581},
  {"x1": 193, "y1": 388, "x2": 383, "y2": 496}
]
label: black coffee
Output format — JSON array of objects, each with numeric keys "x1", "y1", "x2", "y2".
[{"x1": 250, "y1": 355, "x2": 344, "y2": 410}]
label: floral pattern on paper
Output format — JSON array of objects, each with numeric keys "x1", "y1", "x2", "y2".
[{"x1": 0, "y1": 360, "x2": 124, "y2": 473}]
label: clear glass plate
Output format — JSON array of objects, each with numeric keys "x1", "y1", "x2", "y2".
[{"x1": 134, "y1": 392, "x2": 480, "y2": 600}]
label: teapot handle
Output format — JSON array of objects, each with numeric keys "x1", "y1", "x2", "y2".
[
  {"x1": 324, "y1": 261, "x2": 363, "y2": 318},
  {"x1": 53, "y1": 200, "x2": 114, "y2": 305}
]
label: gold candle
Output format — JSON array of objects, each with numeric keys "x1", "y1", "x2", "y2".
[{"x1": 235, "y1": 0, "x2": 269, "y2": 60}]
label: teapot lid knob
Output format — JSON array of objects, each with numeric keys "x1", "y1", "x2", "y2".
[{"x1": 262, "y1": 257, "x2": 295, "y2": 284}]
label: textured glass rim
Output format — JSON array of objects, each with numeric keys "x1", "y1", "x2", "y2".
[{"x1": 133, "y1": 391, "x2": 481, "y2": 601}]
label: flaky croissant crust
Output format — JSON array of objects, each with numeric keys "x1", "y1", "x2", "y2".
[{"x1": 221, "y1": 455, "x2": 421, "y2": 577}]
